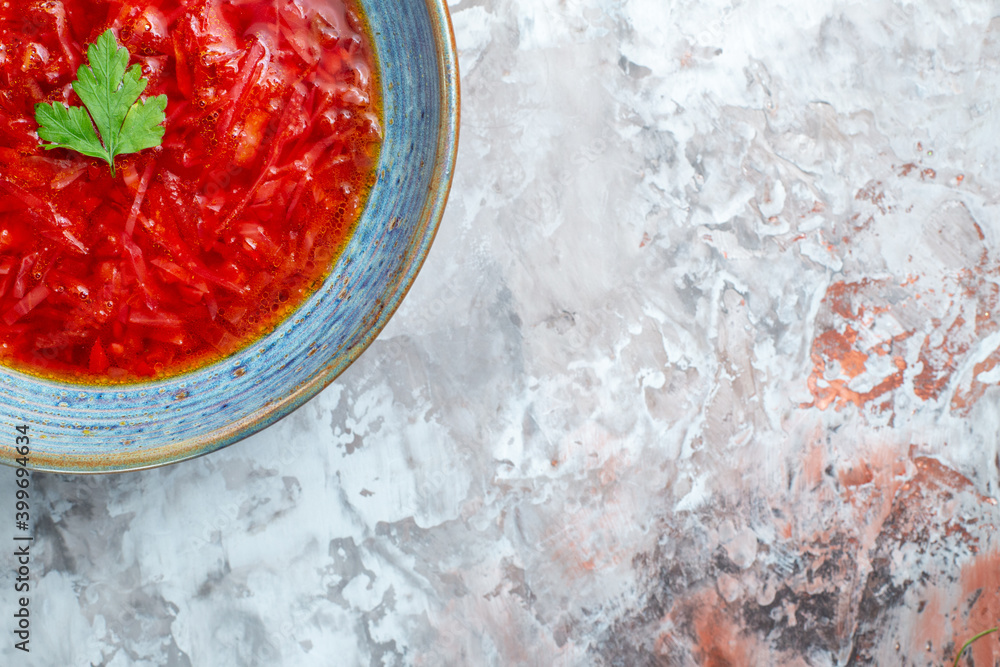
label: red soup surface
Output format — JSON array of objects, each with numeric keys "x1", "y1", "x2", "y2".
[{"x1": 0, "y1": 0, "x2": 382, "y2": 382}]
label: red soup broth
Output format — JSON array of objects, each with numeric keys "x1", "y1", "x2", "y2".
[{"x1": 0, "y1": 0, "x2": 382, "y2": 382}]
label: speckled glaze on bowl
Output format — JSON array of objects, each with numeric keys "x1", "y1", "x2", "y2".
[{"x1": 0, "y1": 1, "x2": 459, "y2": 473}]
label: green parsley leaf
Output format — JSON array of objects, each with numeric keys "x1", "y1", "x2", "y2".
[{"x1": 35, "y1": 29, "x2": 167, "y2": 175}]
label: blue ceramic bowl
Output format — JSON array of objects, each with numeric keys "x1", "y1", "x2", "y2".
[{"x1": 0, "y1": 1, "x2": 459, "y2": 473}]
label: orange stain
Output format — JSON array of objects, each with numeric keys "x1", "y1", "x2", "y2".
[
  {"x1": 959, "y1": 552, "x2": 1000, "y2": 666},
  {"x1": 802, "y1": 442, "x2": 827, "y2": 490},
  {"x1": 855, "y1": 180, "x2": 889, "y2": 214},
  {"x1": 838, "y1": 460, "x2": 874, "y2": 489},
  {"x1": 689, "y1": 590, "x2": 755, "y2": 666},
  {"x1": 914, "y1": 317, "x2": 966, "y2": 401},
  {"x1": 953, "y1": 347, "x2": 1000, "y2": 413},
  {"x1": 913, "y1": 591, "x2": 946, "y2": 657}
]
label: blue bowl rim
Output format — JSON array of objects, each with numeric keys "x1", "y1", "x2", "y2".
[{"x1": 15, "y1": 0, "x2": 460, "y2": 474}]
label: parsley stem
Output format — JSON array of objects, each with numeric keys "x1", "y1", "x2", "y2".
[{"x1": 952, "y1": 627, "x2": 998, "y2": 667}]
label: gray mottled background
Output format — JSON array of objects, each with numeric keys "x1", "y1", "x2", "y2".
[{"x1": 3, "y1": 0, "x2": 1000, "y2": 665}]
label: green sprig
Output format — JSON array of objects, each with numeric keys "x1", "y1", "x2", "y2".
[
  {"x1": 35, "y1": 29, "x2": 167, "y2": 175},
  {"x1": 952, "y1": 627, "x2": 998, "y2": 667}
]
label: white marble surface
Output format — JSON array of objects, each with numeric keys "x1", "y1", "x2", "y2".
[{"x1": 4, "y1": 0, "x2": 1000, "y2": 664}]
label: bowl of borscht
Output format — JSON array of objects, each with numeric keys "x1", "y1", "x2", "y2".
[{"x1": 0, "y1": 0, "x2": 459, "y2": 472}]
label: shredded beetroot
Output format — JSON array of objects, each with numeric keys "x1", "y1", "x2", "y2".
[{"x1": 0, "y1": 0, "x2": 381, "y2": 381}]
